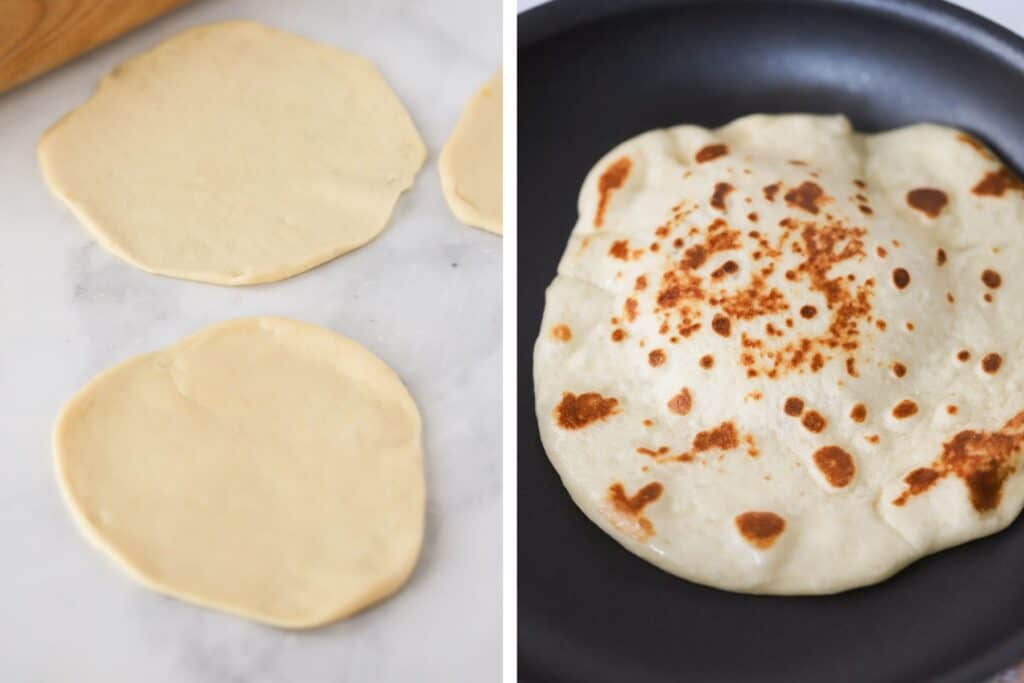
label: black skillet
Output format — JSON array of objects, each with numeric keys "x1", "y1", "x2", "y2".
[{"x1": 518, "y1": 1, "x2": 1024, "y2": 681}]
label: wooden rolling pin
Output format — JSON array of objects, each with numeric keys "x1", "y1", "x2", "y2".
[{"x1": 0, "y1": 0, "x2": 195, "y2": 95}]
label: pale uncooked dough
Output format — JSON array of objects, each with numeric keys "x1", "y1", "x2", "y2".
[
  {"x1": 535, "y1": 114, "x2": 1024, "y2": 594},
  {"x1": 39, "y1": 21, "x2": 426, "y2": 285},
  {"x1": 54, "y1": 317, "x2": 424, "y2": 628},
  {"x1": 439, "y1": 70, "x2": 502, "y2": 234}
]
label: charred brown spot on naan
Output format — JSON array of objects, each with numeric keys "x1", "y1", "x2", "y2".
[
  {"x1": 672, "y1": 421, "x2": 745, "y2": 463},
  {"x1": 801, "y1": 411, "x2": 827, "y2": 433},
  {"x1": 608, "y1": 240, "x2": 630, "y2": 260},
  {"x1": 893, "y1": 411, "x2": 1024, "y2": 511},
  {"x1": 605, "y1": 482, "x2": 664, "y2": 542},
  {"x1": 850, "y1": 403, "x2": 867, "y2": 423},
  {"x1": 710, "y1": 182, "x2": 734, "y2": 211},
  {"x1": 595, "y1": 157, "x2": 632, "y2": 227},
  {"x1": 711, "y1": 313, "x2": 732, "y2": 337},
  {"x1": 982, "y1": 353, "x2": 1003, "y2": 374},
  {"x1": 784, "y1": 181, "x2": 827, "y2": 215},
  {"x1": 555, "y1": 392, "x2": 619, "y2": 430},
  {"x1": 892, "y1": 400, "x2": 919, "y2": 419},
  {"x1": 894, "y1": 467, "x2": 941, "y2": 506},
  {"x1": 982, "y1": 269, "x2": 1002, "y2": 289},
  {"x1": 551, "y1": 324, "x2": 572, "y2": 342},
  {"x1": 611, "y1": 329, "x2": 626, "y2": 342},
  {"x1": 937, "y1": 249, "x2": 947, "y2": 266},
  {"x1": 648, "y1": 349, "x2": 666, "y2": 367},
  {"x1": 813, "y1": 446, "x2": 856, "y2": 488},
  {"x1": 972, "y1": 168, "x2": 1023, "y2": 198},
  {"x1": 699, "y1": 354, "x2": 715, "y2": 369},
  {"x1": 892, "y1": 362, "x2": 907, "y2": 378},
  {"x1": 667, "y1": 388, "x2": 693, "y2": 416},
  {"x1": 763, "y1": 183, "x2": 781, "y2": 202},
  {"x1": 784, "y1": 397, "x2": 805, "y2": 417},
  {"x1": 892, "y1": 268, "x2": 910, "y2": 289},
  {"x1": 906, "y1": 188, "x2": 948, "y2": 218},
  {"x1": 623, "y1": 298, "x2": 639, "y2": 323},
  {"x1": 710, "y1": 260, "x2": 740, "y2": 279},
  {"x1": 696, "y1": 143, "x2": 729, "y2": 163},
  {"x1": 693, "y1": 421, "x2": 740, "y2": 451},
  {"x1": 957, "y1": 350, "x2": 971, "y2": 362},
  {"x1": 735, "y1": 511, "x2": 786, "y2": 549}
]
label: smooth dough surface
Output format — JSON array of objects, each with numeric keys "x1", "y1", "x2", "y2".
[
  {"x1": 39, "y1": 21, "x2": 426, "y2": 285},
  {"x1": 534, "y1": 114, "x2": 1024, "y2": 594},
  {"x1": 439, "y1": 70, "x2": 502, "y2": 234},
  {"x1": 55, "y1": 317, "x2": 424, "y2": 627}
]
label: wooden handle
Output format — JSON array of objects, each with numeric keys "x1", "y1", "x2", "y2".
[{"x1": 0, "y1": 0, "x2": 195, "y2": 95}]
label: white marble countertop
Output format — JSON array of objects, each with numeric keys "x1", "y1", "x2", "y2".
[{"x1": 0, "y1": 1, "x2": 500, "y2": 681}]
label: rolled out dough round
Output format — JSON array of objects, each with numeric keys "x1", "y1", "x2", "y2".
[
  {"x1": 54, "y1": 317, "x2": 424, "y2": 628},
  {"x1": 439, "y1": 70, "x2": 503, "y2": 235},
  {"x1": 38, "y1": 21, "x2": 426, "y2": 285}
]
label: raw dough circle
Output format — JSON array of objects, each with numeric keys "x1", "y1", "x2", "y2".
[
  {"x1": 54, "y1": 317, "x2": 424, "y2": 628},
  {"x1": 439, "y1": 70, "x2": 503, "y2": 234},
  {"x1": 39, "y1": 21, "x2": 426, "y2": 285}
]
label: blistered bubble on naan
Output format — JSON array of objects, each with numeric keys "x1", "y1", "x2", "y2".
[{"x1": 535, "y1": 114, "x2": 1024, "y2": 594}]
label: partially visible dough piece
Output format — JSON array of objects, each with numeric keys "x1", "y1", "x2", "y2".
[
  {"x1": 39, "y1": 21, "x2": 426, "y2": 285},
  {"x1": 54, "y1": 317, "x2": 424, "y2": 628},
  {"x1": 440, "y1": 70, "x2": 503, "y2": 235}
]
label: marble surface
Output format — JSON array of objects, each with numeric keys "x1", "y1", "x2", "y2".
[{"x1": 0, "y1": 1, "x2": 500, "y2": 681}]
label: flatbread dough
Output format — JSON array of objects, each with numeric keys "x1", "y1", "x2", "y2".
[
  {"x1": 54, "y1": 317, "x2": 424, "y2": 627},
  {"x1": 439, "y1": 70, "x2": 502, "y2": 234},
  {"x1": 39, "y1": 21, "x2": 426, "y2": 285},
  {"x1": 534, "y1": 114, "x2": 1024, "y2": 594}
]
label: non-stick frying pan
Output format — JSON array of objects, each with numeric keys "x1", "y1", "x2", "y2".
[{"x1": 518, "y1": 1, "x2": 1024, "y2": 681}]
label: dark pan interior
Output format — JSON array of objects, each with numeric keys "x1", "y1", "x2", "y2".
[{"x1": 518, "y1": 1, "x2": 1024, "y2": 681}]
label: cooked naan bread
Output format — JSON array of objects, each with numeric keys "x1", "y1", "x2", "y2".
[{"x1": 534, "y1": 114, "x2": 1024, "y2": 594}]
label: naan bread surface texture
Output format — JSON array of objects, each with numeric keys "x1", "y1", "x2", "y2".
[
  {"x1": 534, "y1": 114, "x2": 1024, "y2": 594},
  {"x1": 55, "y1": 317, "x2": 424, "y2": 627},
  {"x1": 439, "y1": 70, "x2": 503, "y2": 234},
  {"x1": 39, "y1": 21, "x2": 426, "y2": 285}
]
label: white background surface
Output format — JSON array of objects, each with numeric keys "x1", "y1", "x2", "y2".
[
  {"x1": 0, "y1": 1, "x2": 500, "y2": 681},
  {"x1": 519, "y1": 0, "x2": 1024, "y2": 36}
]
